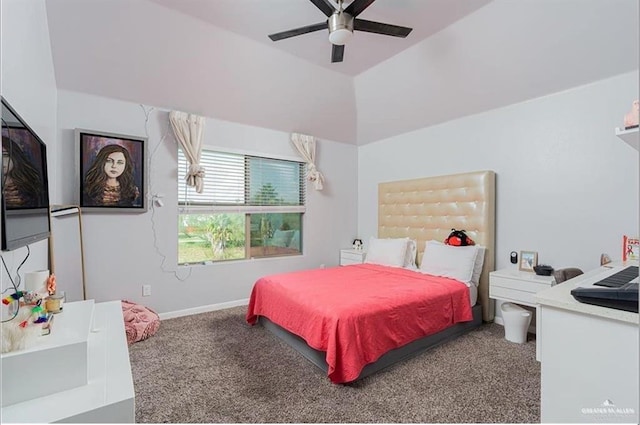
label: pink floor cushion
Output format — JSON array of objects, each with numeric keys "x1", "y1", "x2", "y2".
[{"x1": 121, "y1": 300, "x2": 160, "y2": 344}]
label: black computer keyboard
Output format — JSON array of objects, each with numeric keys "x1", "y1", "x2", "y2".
[{"x1": 593, "y1": 266, "x2": 638, "y2": 288}]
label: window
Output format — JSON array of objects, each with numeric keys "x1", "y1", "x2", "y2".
[{"x1": 178, "y1": 148, "x2": 305, "y2": 264}]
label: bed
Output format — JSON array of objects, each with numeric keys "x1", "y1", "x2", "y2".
[{"x1": 247, "y1": 170, "x2": 496, "y2": 383}]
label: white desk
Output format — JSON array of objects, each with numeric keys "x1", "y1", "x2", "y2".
[
  {"x1": 535, "y1": 262, "x2": 639, "y2": 424},
  {"x1": 1, "y1": 301, "x2": 135, "y2": 423}
]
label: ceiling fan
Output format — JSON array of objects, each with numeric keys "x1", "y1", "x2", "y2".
[{"x1": 268, "y1": 0, "x2": 413, "y2": 63}]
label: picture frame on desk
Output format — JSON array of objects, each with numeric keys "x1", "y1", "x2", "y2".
[
  {"x1": 519, "y1": 250, "x2": 538, "y2": 272},
  {"x1": 622, "y1": 235, "x2": 639, "y2": 261}
]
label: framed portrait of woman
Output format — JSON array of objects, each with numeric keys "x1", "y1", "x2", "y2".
[{"x1": 76, "y1": 129, "x2": 147, "y2": 212}]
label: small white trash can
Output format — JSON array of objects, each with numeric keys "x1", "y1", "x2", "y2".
[{"x1": 500, "y1": 302, "x2": 531, "y2": 344}]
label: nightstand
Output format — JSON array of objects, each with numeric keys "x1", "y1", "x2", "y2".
[
  {"x1": 490, "y1": 268, "x2": 556, "y2": 361},
  {"x1": 489, "y1": 268, "x2": 556, "y2": 307},
  {"x1": 340, "y1": 249, "x2": 366, "y2": 265}
]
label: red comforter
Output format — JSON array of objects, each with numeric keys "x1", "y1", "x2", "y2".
[{"x1": 246, "y1": 263, "x2": 472, "y2": 383}]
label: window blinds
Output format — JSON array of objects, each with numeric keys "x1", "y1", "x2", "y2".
[{"x1": 178, "y1": 149, "x2": 305, "y2": 212}]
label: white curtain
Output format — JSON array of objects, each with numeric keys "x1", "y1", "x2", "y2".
[
  {"x1": 291, "y1": 133, "x2": 324, "y2": 190},
  {"x1": 169, "y1": 111, "x2": 206, "y2": 193}
]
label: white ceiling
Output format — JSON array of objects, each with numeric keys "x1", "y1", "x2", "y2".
[
  {"x1": 45, "y1": 0, "x2": 639, "y2": 145},
  {"x1": 148, "y1": 0, "x2": 492, "y2": 76}
]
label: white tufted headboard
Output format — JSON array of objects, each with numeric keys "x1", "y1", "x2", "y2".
[{"x1": 378, "y1": 170, "x2": 496, "y2": 321}]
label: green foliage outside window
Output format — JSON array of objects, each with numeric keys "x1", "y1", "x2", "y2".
[
  {"x1": 178, "y1": 213, "x2": 245, "y2": 263},
  {"x1": 178, "y1": 184, "x2": 302, "y2": 264},
  {"x1": 178, "y1": 148, "x2": 305, "y2": 265}
]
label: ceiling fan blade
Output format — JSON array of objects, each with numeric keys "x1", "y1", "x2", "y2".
[
  {"x1": 331, "y1": 44, "x2": 345, "y2": 63},
  {"x1": 344, "y1": 0, "x2": 376, "y2": 17},
  {"x1": 354, "y1": 19, "x2": 412, "y2": 37},
  {"x1": 268, "y1": 22, "x2": 328, "y2": 41},
  {"x1": 309, "y1": 0, "x2": 335, "y2": 17}
]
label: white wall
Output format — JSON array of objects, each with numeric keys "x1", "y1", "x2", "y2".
[
  {"x1": 358, "y1": 72, "x2": 639, "y2": 319},
  {"x1": 0, "y1": 0, "x2": 57, "y2": 295},
  {"x1": 355, "y1": 0, "x2": 639, "y2": 145},
  {"x1": 56, "y1": 90, "x2": 358, "y2": 314}
]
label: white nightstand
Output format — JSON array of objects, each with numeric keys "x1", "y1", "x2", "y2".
[
  {"x1": 489, "y1": 268, "x2": 556, "y2": 307},
  {"x1": 340, "y1": 249, "x2": 366, "y2": 265},
  {"x1": 490, "y1": 268, "x2": 556, "y2": 361}
]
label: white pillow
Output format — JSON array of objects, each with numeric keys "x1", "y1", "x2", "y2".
[
  {"x1": 404, "y1": 238, "x2": 418, "y2": 269},
  {"x1": 419, "y1": 240, "x2": 479, "y2": 286},
  {"x1": 425, "y1": 240, "x2": 485, "y2": 286},
  {"x1": 365, "y1": 237, "x2": 408, "y2": 268},
  {"x1": 471, "y1": 246, "x2": 486, "y2": 286}
]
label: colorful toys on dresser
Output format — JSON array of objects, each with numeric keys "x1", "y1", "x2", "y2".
[
  {"x1": 2, "y1": 289, "x2": 50, "y2": 329},
  {"x1": 1, "y1": 273, "x2": 59, "y2": 353},
  {"x1": 3, "y1": 291, "x2": 46, "y2": 328}
]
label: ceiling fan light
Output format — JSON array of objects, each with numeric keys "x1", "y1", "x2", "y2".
[
  {"x1": 329, "y1": 28, "x2": 352, "y2": 45},
  {"x1": 328, "y1": 11, "x2": 354, "y2": 45}
]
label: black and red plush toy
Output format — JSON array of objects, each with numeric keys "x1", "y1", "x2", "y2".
[{"x1": 444, "y1": 228, "x2": 475, "y2": 246}]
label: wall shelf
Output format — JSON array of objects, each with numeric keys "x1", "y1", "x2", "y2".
[{"x1": 615, "y1": 126, "x2": 639, "y2": 151}]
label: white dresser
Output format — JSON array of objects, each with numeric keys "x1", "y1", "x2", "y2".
[
  {"x1": 1, "y1": 300, "x2": 135, "y2": 423},
  {"x1": 340, "y1": 249, "x2": 367, "y2": 265},
  {"x1": 535, "y1": 262, "x2": 639, "y2": 424}
]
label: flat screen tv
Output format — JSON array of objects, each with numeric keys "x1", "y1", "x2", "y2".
[{"x1": 1, "y1": 96, "x2": 51, "y2": 251}]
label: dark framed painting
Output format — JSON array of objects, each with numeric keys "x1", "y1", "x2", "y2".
[{"x1": 76, "y1": 129, "x2": 147, "y2": 212}]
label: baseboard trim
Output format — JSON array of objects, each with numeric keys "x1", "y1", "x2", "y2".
[{"x1": 159, "y1": 298, "x2": 249, "y2": 320}]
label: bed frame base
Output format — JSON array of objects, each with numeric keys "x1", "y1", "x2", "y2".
[{"x1": 258, "y1": 304, "x2": 483, "y2": 383}]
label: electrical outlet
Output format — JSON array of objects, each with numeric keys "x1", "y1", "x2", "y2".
[{"x1": 142, "y1": 284, "x2": 151, "y2": 297}]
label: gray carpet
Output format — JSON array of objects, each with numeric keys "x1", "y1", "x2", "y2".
[{"x1": 128, "y1": 306, "x2": 540, "y2": 423}]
